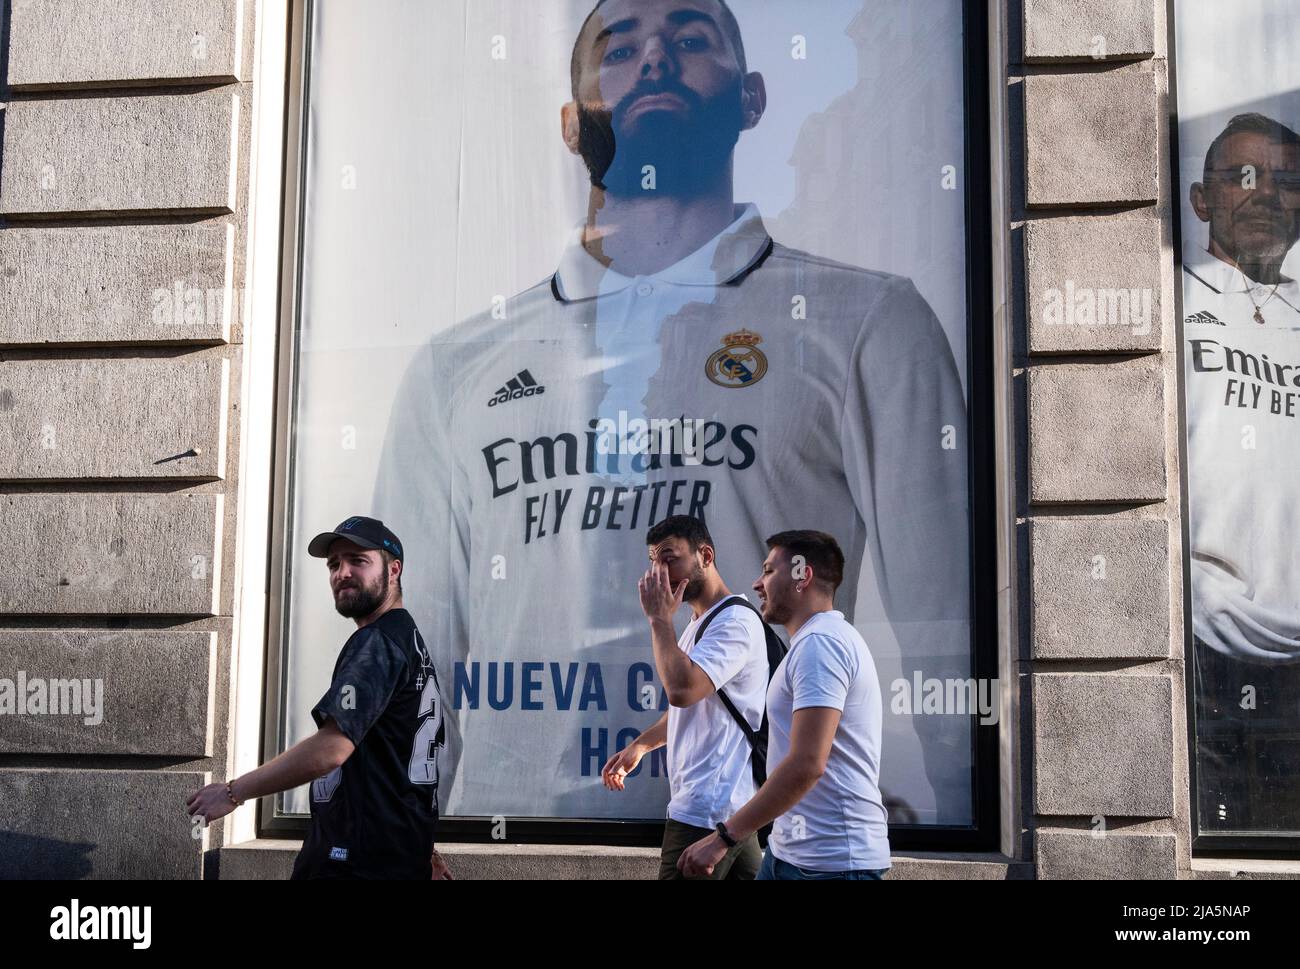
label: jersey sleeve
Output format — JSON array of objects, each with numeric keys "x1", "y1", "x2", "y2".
[
  {"x1": 788, "y1": 634, "x2": 857, "y2": 713},
  {"x1": 312, "y1": 629, "x2": 410, "y2": 745},
  {"x1": 372, "y1": 339, "x2": 471, "y2": 785},
  {"x1": 689, "y1": 610, "x2": 762, "y2": 693},
  {"x1": 841, "y1": 276, "x2": 971, "y2": 663}
]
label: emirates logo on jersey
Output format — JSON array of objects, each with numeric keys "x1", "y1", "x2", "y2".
[{"x1": 706, "y1": 329, "x2": 769, "y2": 388}]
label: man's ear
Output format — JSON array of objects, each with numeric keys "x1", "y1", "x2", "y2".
[
  {"x1": 562, "y1": 101, "x2": 582, "y2": 155},
  {"x1": 740, "y1": 72, "x2": 767, "y2": 132},
  {"x1": 1191, "y1": 181, "x2": 1212, "y2": 223},
  {"x1": 796, "y1": 563, "x2": 815, "y2": 593}
]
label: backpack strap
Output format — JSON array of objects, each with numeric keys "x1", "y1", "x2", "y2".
[
  {"x1": 694, "y1": 596, "x2": 765, "y2": 742},
  {"x1": 692, "y1": 596, "x2": 781, "y2": 843}
]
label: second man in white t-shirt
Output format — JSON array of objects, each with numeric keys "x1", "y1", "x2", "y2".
[
  {"x1": 601, "y1": 515, "x2": 770, "y2": 880},
  {"x1": 678, "y1": 529, "x2": 891, "y2": 880}
]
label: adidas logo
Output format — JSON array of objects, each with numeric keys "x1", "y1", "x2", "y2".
[
  {"x1": 488, "y1": 369, "x2": 546, "y2": 407},
  {"x1": 1187, "y1": 310, "x2": 1225, "y2": 326}
]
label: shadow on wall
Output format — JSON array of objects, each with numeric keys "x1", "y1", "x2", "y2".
[
  {"x1": 0, "y1": 831, "x2": 96, "y2": 879},
  {"x1": 0, "y1": 0, "x2": 10, "y2": 204}
]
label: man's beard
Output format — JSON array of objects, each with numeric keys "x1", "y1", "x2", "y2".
[
  {"x1": 761, "y1": 595, "x2": 793, "y2": 626},
  {"x1": 681, "y1": 564, "x2": 708, "y2": 604},
  {"x1": 577, "y1": 77, "x2": 744, "y2": 197},
  {"x1": 334, "y1": 568, "x2": 388, "y2": 619},
  {"x1": 1219, "y1": 200, "x2": 1300, "y2": 270}
]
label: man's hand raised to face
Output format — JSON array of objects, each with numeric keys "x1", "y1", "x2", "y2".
[{"x1": 638, "y1": 562, "x2": 686, "y2": 624}]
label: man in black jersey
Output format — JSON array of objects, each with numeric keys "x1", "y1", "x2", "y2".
[{"x1": 186, "y1": 516, "x2": 452, "y2": 880}]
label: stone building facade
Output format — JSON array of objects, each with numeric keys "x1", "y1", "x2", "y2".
[{"x1": 0, "y1": 0, "x2": 1291, "y2": 879}]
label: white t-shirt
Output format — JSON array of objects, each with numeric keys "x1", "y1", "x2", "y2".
[
  {"x1": 1183, "y1": 251, "x2": 1300, "y2": 662},
  {"x1": 666, "y1": 597, "x2": 769, "y2": 829},
  {"x1": 766, "y1": 610, "x2": 890, "y2": 872}
]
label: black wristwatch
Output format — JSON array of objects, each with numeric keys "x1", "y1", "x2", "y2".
[{"x1": 715, "y1": 822, "x2": 738, "y2": 848}]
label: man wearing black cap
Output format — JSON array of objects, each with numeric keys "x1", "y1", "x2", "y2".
[{"x1": 186, "y1": 516, "x2": 452, "y2": 880}]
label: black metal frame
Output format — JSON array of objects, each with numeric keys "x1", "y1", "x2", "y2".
[
  {"x1": 260, "y1": 0, "x2": 1001, "y2": 852},
  {"x1": 1166, "y1": 0, "x2": 1300, "y2": 858}
]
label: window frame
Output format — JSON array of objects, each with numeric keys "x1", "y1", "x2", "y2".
[
  {"x1": 1167, "y1": 0, "x2": 1300, "y2": 858},
  {"x1": 256, "y1": 0, "x2": 1002, "y2": 851}
]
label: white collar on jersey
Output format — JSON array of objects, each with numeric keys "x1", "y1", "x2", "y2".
[
  {"x1": 1183, "y1": 246, "x2": 1300, "y2": 298},
  {"x1": 551, "y1": 202, "x2": 773, "y2": 302}
]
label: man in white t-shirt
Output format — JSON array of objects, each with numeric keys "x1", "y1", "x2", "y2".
[
  {"x1": 679, "y1": 530, "x2": 890, "y2": 880},
  {"x1": 601, "y1": 515, "x2": 769, "y2": 879}
]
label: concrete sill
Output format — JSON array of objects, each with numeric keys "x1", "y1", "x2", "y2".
[
  {"x1": 1190, "y1": 858, "x2": 1300, "y2": 880},
  {"x1": 218, "y1": 839, "x2": 1028, "y2": 880}
]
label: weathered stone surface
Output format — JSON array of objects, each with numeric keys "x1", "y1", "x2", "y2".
[
  {"x1": 219, "y1": 840, "x2": 662, "y2": 880},
  {"x1": 1028, "y1": 361, "x2": 1167, "y2": 503},
  {"x1": 0, "y1": 225, "x2": 233, "y2": 345},
  {"x1": 0, "y1": 90, "x2": 238, "y2": 216},
  {"x1": 1026, "y1": 218, "x2": 1163, "y2": 353},
  {"x1": 1024, "y1": 0, "x2": 1156, "y2": 62},
  {"x1": 0, "y1": 356, "x2": 228, "y2": 480},
  {"x1": 0, "y1": 770, "x2": 204, "y2": 878},
  {"x1": 0, "y1": 630, "x2": 215, "y2": 756},
  {"x1": 7, "y1": 0, "x2": 242, "y2": 89},
  {"x1": 1025, "y1": 72, "x2": 1159, "y2": 207},
  {"x1": 1037, "y1": 830, "x2": 1176, "y2": 879},
  {"x1": 0, "y1": 494, "x2": 223, "y2": 615},
  {"x1": 1031, "y1": 516, "x2": 1170, "y2": 659},
  {"x1": 1034, "y1": 673, "x2": 1174, "y2": 817}
]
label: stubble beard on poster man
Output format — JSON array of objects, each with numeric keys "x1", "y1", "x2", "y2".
[{"x1": 576, "y1": 76, "x2": 745, "y2": 198}]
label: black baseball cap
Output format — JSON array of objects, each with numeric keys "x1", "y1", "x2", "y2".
[{"x1": 308, "y1": 516, "x2": 404, "y2": 561}]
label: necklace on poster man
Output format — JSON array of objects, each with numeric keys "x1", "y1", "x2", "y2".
[{"x1": 1233, "y1": 259, "x2": 1296, "y2": 324}]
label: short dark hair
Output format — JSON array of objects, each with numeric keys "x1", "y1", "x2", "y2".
[
  {"x1": 379, "y1": 549, "x2": 403, "y2": 594},
  {"x1": 646, "y1": 515, "x2": 713, "y2": 553},
  {"x1": 570, "y1": 0, "x2": 748, "y2": 100},
  {"x1": 1203, "y1": 112, "x2": 1300, "y2": 181},
  {"x1": 765, "y1": 530, "x2": 845, "y2": 593}
]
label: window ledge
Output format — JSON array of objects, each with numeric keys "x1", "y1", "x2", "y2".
[
  {"x1": 1190, "y1": 858, "x2": 1300, "y2": 880},
  {"x1": 217, "y1": 839, "x2": 1027, "y2": 880}
]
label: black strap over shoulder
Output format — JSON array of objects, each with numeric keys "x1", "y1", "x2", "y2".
[
  {"x1": 691, "y1": 595, "x2": 788, "y2": 847},
  {"x1": 692, "y1": 595, "x2": 788, "y2": 778}
]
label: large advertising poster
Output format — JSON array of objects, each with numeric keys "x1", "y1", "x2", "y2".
[
  {"x1": 279, "y1": 0, "x2": 975, "y2": 827},
  {"x1": 1176, "y1": 0, "x2": 1300, "y2": 836}
]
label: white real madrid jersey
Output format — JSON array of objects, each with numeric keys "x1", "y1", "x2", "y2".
[
  {"x1": 374, "y1": 204, "x2": 970, "y2": 819},
  {"x1": 1183, "y1": 251, "x2": 1300, "y2": 661}
]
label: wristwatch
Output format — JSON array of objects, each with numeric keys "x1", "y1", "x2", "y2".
[{"x1": 715, "y1": 821, "x2": 737, "y2": 848}]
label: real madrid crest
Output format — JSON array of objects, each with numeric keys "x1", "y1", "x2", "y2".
[{"x1": 705, "y1": 329, "x2": 769, "y2": 388}]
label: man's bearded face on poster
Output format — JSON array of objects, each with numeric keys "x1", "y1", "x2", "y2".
[
  {"x1": 569, "y1": 0, "x2": 751, "y2": 197},
  {"x1": 577, "y1": 74, "x2": 744, "y2": 196}
]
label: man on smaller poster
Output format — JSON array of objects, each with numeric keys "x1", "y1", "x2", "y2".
[{"x1": 1183, "y1": 111, "x2": 1300, "y2": 830}]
